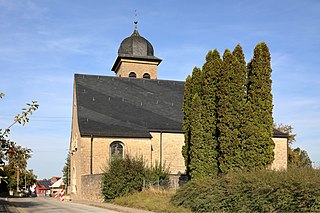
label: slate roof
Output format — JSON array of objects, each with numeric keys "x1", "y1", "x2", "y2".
[
  {"x1": 273, "y1": 129, "x2": 289, "y2": 138},
  {"x1": 75, "y1": 74, "x2": 288, "y2": 139},
  {"x1": 75, "y1": 74, "x2": 184, "y2": 138},
  {"x1": 118, "y1": 29, "x2": 157, "y2": 59},
  {"x1": 111, "y1": 29, "x2": 161, "y2": 72}
]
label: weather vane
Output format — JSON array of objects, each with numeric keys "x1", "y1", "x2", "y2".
[{"x1": 134, "y1": 9, "x2": 138, "y2": 30}]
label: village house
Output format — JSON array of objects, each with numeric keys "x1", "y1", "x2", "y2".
[
  {"x1": 69, "y1": 24, "x2": 288, "y2": 201},
  {"x1": 35, "y1": 179, "x2": 51, "y2": 196}
]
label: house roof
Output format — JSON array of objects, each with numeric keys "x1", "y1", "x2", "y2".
[
  {"x1": 273, "y1": 128, "x2": 289, "y2": 138},
  {"x1": 36, "y1": 180, "x2": 52, "y2": 189},
  {"x1": 51, "y1": 176, "x2": 61, "y2": 184},
  {"x1": 75, "y1": 74, "x2": 288, "y2": 139},
  {"x1": 75, "y1": 74, "x2": 184, "y2": 138},
  {"x1": 50, "y1": 178, "x2": 64, "y2": 188}
]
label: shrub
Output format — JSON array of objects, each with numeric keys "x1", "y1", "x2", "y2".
[
  {"x1": 102, "y1": 155, "x2": 145, "y2": 201},
  {"x1": 144, "y1": 161, "x2": 170, "y2": 188},
  {"x1": 102, "y1": 156, "x2": 170, "y2": 201},
  {"x1": 171, "y1": 168, "x2": 320, "y2": 212}
]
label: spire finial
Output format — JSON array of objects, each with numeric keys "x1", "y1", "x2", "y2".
[{"x1": 134, "y1": 9, "x2": 138, "y2": 30}]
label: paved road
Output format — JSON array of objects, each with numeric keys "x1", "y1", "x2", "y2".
[{"x1": 6, "y1": 197, "x2": 120, "y2": 213}]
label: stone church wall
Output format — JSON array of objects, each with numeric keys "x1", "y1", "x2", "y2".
[
  {"x1": 150, "y1": 132, "x2": 185, "y2": 174},
  {"x1": 71, "y1": 127, "x2": 287, "y2": 199}
]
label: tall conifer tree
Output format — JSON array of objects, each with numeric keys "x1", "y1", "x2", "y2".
[
  {"x1": 182, "y1": 67, "x2": 202, "y2": 177},
  {"x1": 182, "y1": 75, "x2": 193, "y2": 176},
  {"x1": 217, "y1": 49, "x2": 233, "y2": 173},
  {"x1": 190, "y1": 67, "x2": 202, "y2": 96},
  {"x1": 231, "y1": 44, "x2": 247, "y2": 170},
  {"x1": 182, "y1": 43, "x2": 275, "y2": 178},
  {"x1": 201, "y1": 49, "x2": 222, "y2": 176},
  {"x1": 188, "y1": 93, "x2": 206, "y2": 179},
  {"x1": 245, "y1": 42, "x2": 275, "y2": 168}
]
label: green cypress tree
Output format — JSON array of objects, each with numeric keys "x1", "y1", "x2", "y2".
[
  {"x1": 182, "y1": 67, "x2": 202, "y2": 177},
  {"x1": 245, "y1": 42, "x2": 275, "y2": 169},
  {"x1": 182, "y1": 75, "x2": 193, "y2": 176},
  {"x1": 201, "y1": 49, "x2": 222, "y2": 176},
  {"x1": 190, "y1": 67, "x2": 202, "y2": 96},
  {"x1": 188, "y1": 93, "x2": 206, "y2": 179},
  {"x1": 216, "y1": 49, "x2": 233, "y2": 173},
  {"x1": 231, "y1": 44, "x2": 247, "y2": 170}
]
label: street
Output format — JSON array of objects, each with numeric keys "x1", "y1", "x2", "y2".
[{"x1": 5, "y1": 197, "x2": 120, "y2": 213}]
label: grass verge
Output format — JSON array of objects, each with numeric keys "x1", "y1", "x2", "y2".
[{"x1": 112, "y1": 188, "x2": 191, "y2": 212}]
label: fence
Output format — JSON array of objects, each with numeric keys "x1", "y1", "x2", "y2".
[{"x1": 143, "y1": 174, "x2": 188, "y2": 190}]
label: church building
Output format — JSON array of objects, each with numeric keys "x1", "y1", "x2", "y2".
[{"x1": 69, "y1": 23, "x2": 288, "y2": 200}]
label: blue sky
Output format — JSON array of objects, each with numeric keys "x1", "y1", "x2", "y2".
[{"x1": 0, "y1": 0, "x2": 319, "y2": 179}]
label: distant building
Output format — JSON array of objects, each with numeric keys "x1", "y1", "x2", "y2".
[
  {"x1": 51, "y1": 176, "x2": 61, "y2": 184},
  {"x1": 50, "y1": 178, "x2": 64, "y2": 196},
  {"x1": 35, "y1": 179, "x2": 51, "y2": 196},
  {"x1": 70, "y1": 23, "x2": 288, "y2": 201}
]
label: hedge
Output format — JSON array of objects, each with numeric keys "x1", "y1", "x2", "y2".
[{"x1": 171, "y1": 168, "x2": 320, "y2": 212}]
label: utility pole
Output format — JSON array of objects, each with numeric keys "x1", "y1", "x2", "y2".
[
  {"x1": 24, "y1": 154, "x2": 27, "y2": 190},
  {"x1": 25, "y1": 170, "x2": 27, "y2": 190}
]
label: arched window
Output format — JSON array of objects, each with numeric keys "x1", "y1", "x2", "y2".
[
  {"x1": 129, "y1": 72, "x2": 137, "y2": 78},
  {"x1": 143, "y1": 73, "x2": 151, "y2": 79},
  {"x1": 110, "y1": 141, "x2": 124, "y2": 160}
]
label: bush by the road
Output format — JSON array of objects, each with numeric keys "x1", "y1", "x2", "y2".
[
  {"x1": 102, "y1": 155, "x2": 169, "y2": 201},
  {"x1": 171, "y1": 168, "x2": 320, "y2": 212}
]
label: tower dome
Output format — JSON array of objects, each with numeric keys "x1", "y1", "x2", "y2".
[
  {"x1": 111, "y1": 26, "x2": 162, "y2": 79},
  {"x1": 118, "y1": 29, "x2": 155, "y2": 58}
]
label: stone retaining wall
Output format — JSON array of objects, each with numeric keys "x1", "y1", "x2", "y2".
[{"x1": 80, "y1": 174, "x2": 104, "y2": 202}]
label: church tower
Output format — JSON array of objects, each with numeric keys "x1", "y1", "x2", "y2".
[{"x1": 111, "y1": 21, "x2": 162, "y2": 79}]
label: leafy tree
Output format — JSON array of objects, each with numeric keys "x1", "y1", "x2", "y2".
[
  {"x1": 0, "y1": 93, "x2": 38, "y2": 161},
  {"x1": 23, "y1": 169, "x2": 37, "y2": 189},
  {"x1": 0, "y1": 92, "x2": 38, "y2": 192},
  {"x1": 274, "y1": 123, "x2": 296, "y2": 146},
  {"x1": 5, "y1": 145, "x2": 32, "y2": 191},
  {"x1": 62, "y1": 154, "x2": 70, "y2": 188},
  {"x1": 289, "y1": 148, "x2": 312, "y2": 168},
  {"x1": 3, "y1": 166, "x2": 37, "y2": 192}
]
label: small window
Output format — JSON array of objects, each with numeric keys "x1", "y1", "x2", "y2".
[
  {"x1": 110, "y1": 141, "x2": 124, "y2": 160},
  {"x1": 143, "y1": 73, "x2": 151, "y2": 79},
  {"x1": 129, "y1": 72, "x2": 137, "y2": 78}
]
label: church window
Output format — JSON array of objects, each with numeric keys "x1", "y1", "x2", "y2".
[
  {"x1": 143, "y1": 73, "x2": 151, "y2": 79},
  {"x1": 110, "y1": 141, "x2": 124, "y2": 160},
  {"x1": 129, "y1": 72, "x2": 137, "y2": 78}
]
